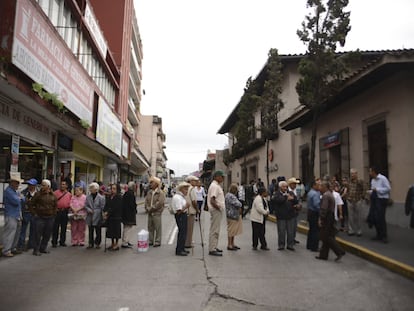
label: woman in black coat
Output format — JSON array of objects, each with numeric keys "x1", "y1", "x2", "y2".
[
  {"x1": 103, "y1": 184, "x2": 122, "y2": 251},
  {"x1": 121, "y1": 182, "x2": 137, "y2": 248}
]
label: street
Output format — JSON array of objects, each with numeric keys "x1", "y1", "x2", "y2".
[{"x1": 0, "y1": 202, "x2": 413, "y2": 311}]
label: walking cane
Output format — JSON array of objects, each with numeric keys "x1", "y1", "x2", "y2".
[
  {"x1": 104, "y1": 226, "x2": 107, "y2": 252},
  {"x1": 198, "y1": 206, "x2": 204, "y2": 251}
]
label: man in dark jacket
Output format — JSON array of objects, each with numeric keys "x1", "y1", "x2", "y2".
[
  {"x1": 405, "y1": 185, "x2": 414, "y2": 228},
  {"x1": 315, "y1": 181, "x2": 345, "y2": 261},
  {"x1": 121, "y1": 181, "x2": 137, "y2": 248},
  {"x1": 30, "y1": 179, "x2": 57, "y2": 256},
  {"x1": 272, "y1": 181, "x2": 298, "y2": 251}
]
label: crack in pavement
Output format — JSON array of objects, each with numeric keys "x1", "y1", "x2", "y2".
[{"x1": 199, "y1": 242, "x2": 259, "y2": 308}]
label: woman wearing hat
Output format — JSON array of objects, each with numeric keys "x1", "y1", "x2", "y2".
[{"x1": 171, "y1": 182, "x2": 191, "y2": 256}]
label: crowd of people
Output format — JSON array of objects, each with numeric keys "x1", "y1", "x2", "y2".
[
  {"x1": 1, "y1": 175, "x2": 138, "y2": 257},
  {"x1": 193, "y1": 166, "x2": 392, "y2": 262},
  {"x1": 2, "y1": 165, "x2": 399, "y2": 263}
]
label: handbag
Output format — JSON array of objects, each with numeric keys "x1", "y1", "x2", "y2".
[
  {"x1": 226, "y1": 206, "x2": 239, "y2": 220},
  {"x1": 167, "y1": 205, "x2": 176, "y2": 215},
  {"x1": 74, "y1": 214, "x2": 87, "y2": 220}
]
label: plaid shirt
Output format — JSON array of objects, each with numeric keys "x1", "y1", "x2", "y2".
[{"x1": 348, "y1": 179, "x2": 365, "y2": 202}]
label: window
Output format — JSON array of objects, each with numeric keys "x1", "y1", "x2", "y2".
[{"x1": 35, "y1": 0, "x2": 116, "y2": 108}]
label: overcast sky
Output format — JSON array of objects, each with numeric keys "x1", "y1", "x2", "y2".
[{"x1": 134, "y1": 0, "x2": 414, "y2": 177}]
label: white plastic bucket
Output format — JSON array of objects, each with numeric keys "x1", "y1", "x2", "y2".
[{"x1": 137, "y1": 229, "x2": 149, "y2": 252}]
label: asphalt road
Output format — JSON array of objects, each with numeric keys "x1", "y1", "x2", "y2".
[{"x1": 0, "y1": 202, "x2": 413, "y2": 311}]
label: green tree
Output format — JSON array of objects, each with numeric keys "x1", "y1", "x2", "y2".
[
  {"x1": 234, "y1": 77, "x2": 258, "y2": 148},
  {"x1": 296, "y1": 0, "x2": 351, "y2": 182},
  {"x1": 258, "y1": 49, "x2": 284, "y2": 187}
]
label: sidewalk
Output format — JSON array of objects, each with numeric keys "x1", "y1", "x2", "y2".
[
  {"x1": 268, "y1": 207, "x2": 414, "y2": 280},
  {"x1": 0, "y1": 196, "x2": 148, "y2": 253}
]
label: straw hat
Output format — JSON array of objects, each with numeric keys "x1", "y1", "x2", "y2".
[
  {"x1": 177, "y1": 182, "x2": 191, "y2": 191},
  {"x1": 9, "y1": 172, "x2": 24, "y2": 183}
]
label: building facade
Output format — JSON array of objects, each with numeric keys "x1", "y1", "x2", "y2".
[
  {"x1": 0, "y1": 0, "x2": 151, "y2": 202},
  {"x1": 139, "y1": 115, "x2": 167, "y2": 181},
  {"x1": 219, "y1": 50, "x2": 414, "y2": 227}
]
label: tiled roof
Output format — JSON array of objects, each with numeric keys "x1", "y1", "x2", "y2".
[{"x1": 217, "y1": 49, "x2": 414, "y2": 134}]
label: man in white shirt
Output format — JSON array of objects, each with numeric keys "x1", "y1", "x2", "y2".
[
  {"x1": 368, "y1": 166, "x2": 391, "y2": 243},
  {"x1": 332, "y1": 184, "x2": 344, "y2": 223},
  {"x1": 171, "y1": 182, "x2": 191, "y2": 256},
  {"x1": 207, "y1": 170, "x2": 225, "y2": 256}
]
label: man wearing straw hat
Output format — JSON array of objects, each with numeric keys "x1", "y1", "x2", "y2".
[
  {"x1": 171, "y1": 182, "x2": 191, "y2": 256},
  {"x1": 145, "y1": 176, "x2": 165, "y2": 247},
  {"x1": 2, "y1": 172, "x2": 24, "y2": 257},
  {"x1": 184, "y1": 175, "x2": 200, "y2": 249}
]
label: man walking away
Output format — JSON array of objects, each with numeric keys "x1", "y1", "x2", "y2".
[
  {"x1": 315, "y1": 181, "x2": 345, "y2": 262},
  {"x1": 306, "y1": 180, "x2": 321, "y2": 252}
]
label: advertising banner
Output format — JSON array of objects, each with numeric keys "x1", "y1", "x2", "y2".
[
  {"x1": 96, "y1": 98, "x2": 122, "y2": 156},
  {"x1": 11, "y1": 0, "x2": 93, "y2": 123}
]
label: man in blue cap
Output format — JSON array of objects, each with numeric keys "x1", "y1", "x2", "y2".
[{"x1": 17, "y1": 178, "x2": 38, "y2": 251}]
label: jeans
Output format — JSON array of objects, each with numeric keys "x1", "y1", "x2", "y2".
[
  {"x1": 175, "y1": 213, "x2": 187, "y2": 254},
  {"x1": 277, "y1": 218, "x2": 295, "y2": 248},
  {"x1": 208, "y1": 208, "x2": 223, "y2": 252},
  {"x1": 88, "y1": 225, "x2": 102, "y2": 247},
  {"x1": 52, "y1": 210, "x2": 68, "y2": 246},
  {"x1": 306, "y1": 210, "x2": 319, "y2": 251},
  {"x1": 148, "y1": 214, "x2": 162, "y2": 245},
  {"x1": 33, "y1": 216, "x2": 54, "y2": 252},
  {"x1": 18, "y1": 211, "x2": 35, "y2": 249},
  {"x1": 374, "y1": 198, "x2": 388, "y2": 239},
  {"x1": 2, "y1": 216, "x2": 21, "y2": 254},
  {"x1": 251, "y1": 220, "x2": 267, "y2": 248},
  {"x1": 347, "y1": 200, "x2": 363, "y2": 235},
  {"x1": 319, "y1": 225, "x2": 345, "y2": 259}
]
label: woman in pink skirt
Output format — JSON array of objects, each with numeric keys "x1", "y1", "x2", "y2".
[{"x1": 69, "y1": 186, "x2": 87, "y2": 246}]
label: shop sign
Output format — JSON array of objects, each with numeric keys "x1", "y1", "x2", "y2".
[
  {"x1": 96, "y1": 98, "x2": 122, "y2": 156},
  {"x1": 84, "y1": 3, "x2": 108, "y2": 58},
  {"x1": 11, "y1": 0, "x2": 93, "y2": 123},
  {"x1": 122, "y1": 137, "x2": 129, "y2": 159},
  {"x1": 10, "y1": 135, "x2": 20, "y2": 172},
  {"x1": 0, "y1": 102, "x2": 56, "y2": 148},
  {"x1": 322, "y1": 132, "x2": 341, "y2": 149}
]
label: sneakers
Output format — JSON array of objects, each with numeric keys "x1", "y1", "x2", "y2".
[{"x1": 3, "y1": 252, "x2": 14, "y2": 257}]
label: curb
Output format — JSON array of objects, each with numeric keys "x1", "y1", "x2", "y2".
[{"x1": 267, "y1": 215, "x2": 414, "y2": 281}]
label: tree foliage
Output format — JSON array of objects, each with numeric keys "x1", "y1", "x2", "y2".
[
  {"x1": 258, "y1": 48, "x2": 284, "y2": 140},
  {"x1": 234, "y1": 49, "x2": 284, "y2": 145},
  {"x1": 296, "y1": 0, "x2": 351, "y2": 181},
  {"x1": 234, "y1": 77, "x2": 258, "y2": 146},
  {"x1": 296, "y1": 0, "x2": 351, "y2": 109},
  {"x1": 229, "y1": 49, "x2": 284, "y2": 186}
]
